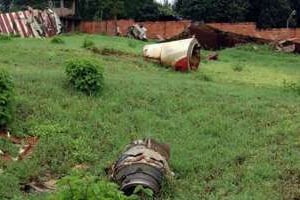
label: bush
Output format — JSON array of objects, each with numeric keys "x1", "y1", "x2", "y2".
[
  {"x1": 0, "y1": 34, "x2": 12, "y2": 41},
  {"x1": 0, "y1": 69, "x2": 14, "y2": 130},
  {"x1": 51, "y1": 37, "x2": 65, "y2": 44},
  {"x1": 82, "y1": 38, "x2": 95, "y2": 49},
  {"x1": 49, "y1": 173, "x2": 136, "y2": 200},
  {"x1": 65, "y1": 59, "x2": 104, "y2": 95}
]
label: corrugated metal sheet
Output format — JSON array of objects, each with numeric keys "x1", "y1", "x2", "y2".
[{"x1": 0, "y1": 8, "x2": 62, "y2": 38}]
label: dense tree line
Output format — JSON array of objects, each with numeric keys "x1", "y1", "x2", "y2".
[
  {"x1": 0, "y1": 0, "x2": 299, "y2": 28},
  {"x1": 174, "y1": 0, "x2": 299, "y2": 28},
  {"x1": 0, "y1": 0, "x2": 174, "y2": 21}
]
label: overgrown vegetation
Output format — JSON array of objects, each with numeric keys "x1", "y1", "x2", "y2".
[
  {"x1": 49, "y1": 172, "x2": 135, "y2": 200},
  {"x1": 0, "y1": 34, "x2": 12, "y2": 41},
  {"x1": 51, "y1": 37, "x2": 65, "y2": 44},
  {"x1": 0, "y1": 35, "x2": 299, "y2": 199},
  {"x1": 0, "y1": 69, "x2": 14, "y2": 130},
  {"x1": 65, "y1": 59, "x2": 104, "y2": 95},
  {"x1": 283, "y1": 79, "x2": 300, "y2": 95},
  {"x1": 82, "y1": 38, "x2": 95, "y2": 49}
]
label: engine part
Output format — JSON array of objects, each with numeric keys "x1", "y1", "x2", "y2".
[
  {"x1": 143, "y1": 38, "x2": 201, "y2": 71},
  {"x1": 108, "y1": 139, "x2": 172, "y2": 196}
]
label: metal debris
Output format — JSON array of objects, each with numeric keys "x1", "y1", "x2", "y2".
[
  {"x1": 108, "y1": 138, "x2": 173, "y2": 196},
  {"x1": 143, "y1": 38, "x2": 201, "y2": 71},
  {"x1": 127, "y1": 24, "x2": 148, "y2": 41},
  {"x1": 273, "y1": 38, "x2": 297, "y2": 53},
  {"x1": 0, "y1": 7, "x2": 62, "y2": 38}
]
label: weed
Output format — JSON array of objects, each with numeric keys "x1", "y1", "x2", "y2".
[
  {"x1": 51, "y1": 37, "x2": 65, "y2": 44},
  {"x1": 0, "y1": 34, "x2": 12, "y2": 41},
  {"x1": 283, "y1": 80, "x2": 300, "y2": 95},
  {"x1": 128, "y1": 40, "x2": 138, "y2": 48},
  {"x1": 196, "y1": 72, "x2": 212, "y2": 82},
  {"x1": 49, "y1": 172, "x2": 136, "y2": 200},
  {"x1": 0, "y1": 69, "x2": 14, "y2": 130},
  {"x1": 232, "y1": 63, "x2": 244, "y2": 72},
  {"x1": 65, "y1": 58, "x2": 104, "y2": 95},
  {"x1": 82, "y1": 38, "x2": 95, "y2": 49}
]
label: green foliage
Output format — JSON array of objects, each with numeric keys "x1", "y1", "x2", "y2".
[
  {"x1": 51, "y1": 37, "x2": 65, "y2": 44},
  {"x1": 0, "y1": 69, "x2": 14, "y2": 129},
  {"x1": 0, "y1": 35, "x2": 299, "y2": 200},
  {"x1": 232, "y1": 63, "x2": 244, "y2": 72},
  {"x1": 133, "y1": 185, "x2": 154, "y2": 199},
  {"x1": 0, "y1": 34, "x2": 12, "y2": 41},
  {"x1": 49, "y1": 173, "x2": 135, "y2": 200},
  {"x1": 82, "y1": 38, "x2": 95, "y2": 49},
  {"x1": 283, "y1": 80, "x2": 300, "y2": 95},
  {"x1": 65, "y1": 59, "x2": 104, "y2": 95},
  {"x1": 174, "y1": 0, "x2": 297, "y2": 28}
]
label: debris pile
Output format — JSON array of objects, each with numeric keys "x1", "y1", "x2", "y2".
[
  {"x1": 108, "y1": 138, "x2": 173, "y2": 196},
  {"x1": 143, "y1": 38, "x2": 201, "y2": 71},
  {"x1": 169, "y1": 22, "x2": 268, "y2": 50},
  {"x1": 127, "y1": 24, "x2": 148, "y2": 41},
  {"x1": 0, "y1": 131, "x2": 38, "y2": 162},
  {"x1": 0, "y1": 7, "x2": 61, "y2": 38}
]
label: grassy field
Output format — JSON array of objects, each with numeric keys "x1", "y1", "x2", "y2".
[{"x1": 0, "y1": 34, "x2": 299, "y2": 199}]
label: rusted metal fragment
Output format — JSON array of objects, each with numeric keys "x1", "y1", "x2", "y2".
[
  {"x1": 143, "y1": 38, "x2": 201, "y2": 72},
  {"x1": 127, "y1": 24, "x2": 148, "y2": 41},
  {"x1": 108, "y1": 139, "x2": 173, "y2": 196},
  {"x1": 170, "y1": 22, "x2": 269, "y2": 50},
  {"x1": 0, "y1": 7, "x2": 61, "y2": 38}
]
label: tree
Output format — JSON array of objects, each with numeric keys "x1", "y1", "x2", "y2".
[{"x1": 256, "y1": 0, "x2": 292, "y2": 28}]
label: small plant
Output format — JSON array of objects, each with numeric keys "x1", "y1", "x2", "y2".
[
  {"x1": 0, "y1": 34, "x2": 12, "y2": 41},
  {"x1": 128, "y1": 40, "x2": 137, "y2": 48},
  {"x1": 197, "y1": 72, "x2": 212, "y2": 82},
  {"x1": 0, "y1": 69, "x2": 14, "y2": 130},
  {"x1": 65, "y1": 59, "x2": 104, "y2": 95},
  {"x1": 82, "y1": 38, "x2": 95, "y2": 49},
  {"x1": 49, "y1": 173, "x2": 136, "y2": 200},
  {"x1": 51, "y1": 37, "x2": 65, "y2": 44},
  {"x1": 133, "y1": 185, "x2": 154, "y2": 200},
  {"x1": 232, "y1": 63, "x2": 244, "y2": 72},
  {"x1": 283, "y1": 80, "x2": 300, "y2": 95}
]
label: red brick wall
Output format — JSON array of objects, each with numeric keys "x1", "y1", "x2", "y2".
[
  {"x1": 79, "y1": 20, "x2": 300, "y2": 42},
  {"x1": 207, "y1": 22, "x2": 300, "y2": 41},
  {"x1": 79, "y1": 20, "x2": 191, "y2": 39}
]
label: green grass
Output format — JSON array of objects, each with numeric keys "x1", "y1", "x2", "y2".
[{"x1": 0, "y1": 35, "x2": 300, "y2": 199}]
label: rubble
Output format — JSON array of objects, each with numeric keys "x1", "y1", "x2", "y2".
[
  {"x1": 143, "y1": 38, "x2": 201, "y2": 71},
  {"x1": 108, "y1": 138, "x2": 173, "y2": 196},
  {"x1": 0, "y1": 7, "x2": 62, "y2": 38},
  {"x1": 169, "y1": 22, "x2": 269, "y2": 50}
]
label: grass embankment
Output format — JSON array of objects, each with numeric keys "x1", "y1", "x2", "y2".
[{"x1": 0, "y1": 34, "x2": 299, "y2": 199}]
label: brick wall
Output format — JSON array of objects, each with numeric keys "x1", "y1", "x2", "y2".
[
  {"x1": 207, "y1": 22, "x2": 300, "y2": 41},
  {"x1": 79, "y1": 20, "x2": 300, "y2": 42},
  {"x1": 79, "y1": 20, "x2": 191, "y2": 39}
]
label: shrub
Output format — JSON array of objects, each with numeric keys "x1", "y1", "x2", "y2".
[
  {"x1": 82, "y1": 38, "x2": 95, "y2": 49},
  {"x1": 0, "y1": 69, "x2": 14, "y2": 130},
  {"x1": 0, "y1": 34, "x2": 12, "y2": 41},
  {"x1": 65, "y1": 59, "x2": 104, "y2": 95},
  {"x1": 51, "y1": 37, "x2": 65, "y2": 44},
  {"x1": 49, "y1": 173, "x2": 136, "y2": 200}
]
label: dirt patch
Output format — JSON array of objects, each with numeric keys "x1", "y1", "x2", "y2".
[
  {"x1": 90, "y1": 47, "x2": 138, "y2": 58},
  {"x1": 0, "y1": 131, "x2": 39, "y2": 162},
  {"x1": 279, "y1": 169, "x2": 300, "y2": 200}
]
